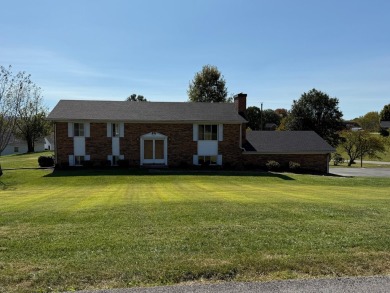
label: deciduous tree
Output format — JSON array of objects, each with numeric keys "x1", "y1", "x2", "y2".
[
  {"x1": 188, "y1": 65, "x2": 228, "y2": 103},
  {"x1": 0, "y1": 66, "x2": 29, "y2": 154},
  {"x1": 340, "y1": 130, "x2": 386, "y2": 166},
  {"x1": 285, "y1": 88, "x2": 343, "y2": 147},
  {"x1": 126, "y1": 94, "x2": 147, "y2": 102},
  {"x1": 15, "y1": 85, "x2": 50, "y2": 153},
  {"x1": 354, "y1": 111, "x2": 380, "y2": 132},
  {"x1": 380, "y1": 104, "x2": 390, "y2": 121}
]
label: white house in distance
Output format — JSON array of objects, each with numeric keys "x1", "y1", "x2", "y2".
[{"x1": 0, "y1": 135, "x2": 46, "y2": 156}]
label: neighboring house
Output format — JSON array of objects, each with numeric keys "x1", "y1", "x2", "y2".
[
  {"x1": 44, "y1": 133, "x2": 55, "y2": 150},
  {"x1": 1, "y1": 135, "x2": 45, "y2": 156},
  {"x1": 380, "y1": 121, "x2": 390, "y2": 129},
  {"x1": 264, "y1": 123, "x2": 278, "y2": 131},
  {"x1": 47, "y1": 93, "x2": 335, "y2": 173}
]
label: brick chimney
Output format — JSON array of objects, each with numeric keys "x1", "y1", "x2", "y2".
[
  {"x1": 234, "y1": 93, "x2": 247, "y2": 119},
  {"x1": 234, "y1": 93, "x2": 247, "y2": 147}
]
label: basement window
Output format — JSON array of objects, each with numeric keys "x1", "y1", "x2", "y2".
[
  {"x1": 74, "y1": 156, "x2": 85, "y2": 166},
  {"x1": 198, "y1": 155, "x2": 217, "y2": 166}
]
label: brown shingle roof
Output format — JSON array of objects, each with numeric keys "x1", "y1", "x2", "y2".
[
  {"x1": 244, "y1": 131, "x2": 335, "y2": 154},
  {"x1": 47, "y1": 100, "x2": 246, "y2": 123}
]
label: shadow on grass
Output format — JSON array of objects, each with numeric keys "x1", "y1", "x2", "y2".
[{"x1": 44, "y1": 168, "x2": 295, "y2": 180}]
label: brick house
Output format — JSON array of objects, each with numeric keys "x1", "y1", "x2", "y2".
[{"x1": 47, "y1": 93, "x2": 334, "y2": 173}]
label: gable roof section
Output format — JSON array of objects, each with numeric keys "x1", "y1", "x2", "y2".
[
  {"x1": 243, "y1": 131, "x2": 335, "y2": 154},
  {"x1": 47, "y1": 100, "x2": 246, "y2": 123}
]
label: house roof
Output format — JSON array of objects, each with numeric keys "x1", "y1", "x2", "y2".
[
  {"x1": 47, "y1": 100, "x2": 247, "y2": 123},
  {"x1": 243, "y1": 131, "x2": 335, "y2": 154},
  {"x1": 380, "y1": 121, "x2": 390, "y2": 128}
]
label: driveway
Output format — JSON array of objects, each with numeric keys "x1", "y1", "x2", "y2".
[
  {"x1": 330, "y1": 167, "x2": 390, "y2": 178},
  {"x1": 72, "y1": 276, "x2": 390, "y2": 293}
]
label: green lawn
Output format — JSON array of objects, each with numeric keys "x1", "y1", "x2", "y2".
[{"x1": 1, "y1": 153, "x2": 390, "y2": 293}]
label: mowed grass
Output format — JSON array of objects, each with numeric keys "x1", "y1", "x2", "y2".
[{"x1": 1, "y1": 154, "x2": 390, "y2": 292}]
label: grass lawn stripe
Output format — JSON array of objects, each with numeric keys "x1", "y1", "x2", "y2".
[{"x1": 0, "y1": 153, "x2": 390, "y2": 292}]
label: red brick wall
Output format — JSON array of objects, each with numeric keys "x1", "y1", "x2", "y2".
[
  {"x1": 219, "y1": 124, "x2": 243, "y2": 167},
  {"x1": 242, "y1": 153, "x2": 330, "y2": 173},
  {"x1": 55, "y1": 122, "x2": 73, "y2": 164},
  {"x1": 55, "y1": 122, "x2": 243, "y2": 167}
]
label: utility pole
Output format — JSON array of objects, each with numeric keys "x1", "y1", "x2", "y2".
[{"x1": 260, "y1": 102, "x2": 263, "y2": 131}]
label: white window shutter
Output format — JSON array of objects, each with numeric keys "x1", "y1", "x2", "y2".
[
  {"x1": 119, "y1": 122, "x2": 124, "y2": 137},
  {"x1": 217, "y1": 155, "x2": 223, "y2": 165},
  {"x1": 107, "y1": 123, "x2": 112, "y2": 137},
  {"x1": 84, "y1": 122, "x2": 90, "y2": 137},
  {"x1": 68, "y1": 155, "x2": 74, "y2": 166},
  {"x1": 107, "y1": 155, "x2": 112, "y2": 164},
  {"x1": 68, "y1": 123, "x2": 73, "y2": 137},
  {"x1": 193, "y1": 155, "x2": 198, "y2": 165},
  {"x1": 218, "y1": 124, "x2": 223, "y2": 141},
  {"x1": 84, "y1": 155, "x2": 90, "y2": 161},
  {"x1": 193, "y1": 124, "x2": 198, "y2": 141}
]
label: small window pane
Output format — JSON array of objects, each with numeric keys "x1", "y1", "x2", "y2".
[
  {"x1": 212, "y1": 125, "x2": 218, "y2": 140},
  {"x1": 144, "y1": 140, "x2": 153, "y2": 159},
  {"x1": 74, "y1": 123, "x2": 84, "y2": 137},
  {"x1": 204, "y1": 125, "x2": 212, "y2": 140},
  {"x1": 112, "y1": 123, "x2": 119, "y2": 137},
  {"x1": 155, "y1": 140, "x2": 164, "y2": 159},
  {"x1": 75, "y1": 156, "x2": 84, "y2": 166},
  {"x1": 198, "y1": 125, "x2": 204, "y2": 140}
]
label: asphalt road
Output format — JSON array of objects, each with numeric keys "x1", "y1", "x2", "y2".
[
  {"x1": 329, "y1": 167, "x2": 390, "y2": 177},
  {"x1": 72, "y1": 276, "x2": 390, "y2": 293}
]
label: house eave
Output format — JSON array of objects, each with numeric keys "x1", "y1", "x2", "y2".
[
  {"x1": 47, "y1": 119, "x2": 244, "y2": 124},
  {"x1": 242, "y1": 150, "x2": 334, "y2": 155}
]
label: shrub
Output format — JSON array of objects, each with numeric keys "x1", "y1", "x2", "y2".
[
  {"x1": 118, "y1": 159, "x2": 130, "y2": 168},
  {"x1": 380, "y1": 128, "x2": 389, "y2": 137},
  {"x1": 289, "y1": 161, "x2": 301, "y2": 170},
  {"x1": 82, "y1": 160, "x2": 94, "y2": 168},
  {"x1": 332, "y1": 153, "x2": 344, "y2": 166},
  {"x1": 38, "y1": 156, "x2": 55, "y2": 167},
  {"x1": 266, "y1": 160, "x2": 280, "y2": 171}
]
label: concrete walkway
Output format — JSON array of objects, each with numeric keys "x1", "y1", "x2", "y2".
[{"x1": 72, "y1": 276, "x2": 390, "y2": 293}]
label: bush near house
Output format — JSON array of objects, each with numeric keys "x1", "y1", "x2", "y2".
[{"x1": 38, "y1": 156, "x2": 55, "y2": 167}]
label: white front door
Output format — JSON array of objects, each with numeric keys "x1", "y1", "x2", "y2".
[{"x1": 140, "y1": 133, "x2": 168, "y2": 165}]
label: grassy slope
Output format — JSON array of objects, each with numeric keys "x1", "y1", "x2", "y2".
[{"x1": 1, "y1": 154, "x2": 390, "y2": 292}]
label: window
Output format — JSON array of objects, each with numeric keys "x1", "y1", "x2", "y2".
[
  {"x1": 112, "y1": 123, "x2": 120, "y2": 137},
  {"x1": 198, "y1": 156, "x2": 217, "y2": 166},
  {"x1": 198, "y1": 125, "x2": 218, "y2": 140},
  {"x1": 74, "y1": 156, "x2": 84, "y2": 166},
  {"x1": 74, "y1": 123, "x2": 84, "y2": 137},
  {"x1": 14, "y1": 146, "x2": 19, "y2": 153},
  {"x1": 112, "y1": 155, "x2": 120, "y2": 166}
]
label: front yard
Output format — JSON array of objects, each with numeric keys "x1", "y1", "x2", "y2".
[{"x1": 1, "y1": 153, "x2": 390, "y2": 292}]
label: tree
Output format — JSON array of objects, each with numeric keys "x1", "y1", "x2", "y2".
[
  {"x1": 188, "y1": 65, "x2": 228, "y2": 103},
  {"x1": 246, "y1": 106, "x2": 261, "y2": 130},
  {"x1": 15, "y1": 85, "x2": 50, "y2": 153},
  {"x1": 261, "y1": 109, "x2": 281, "y2": 129},
  {"x1": 0, "y1": 66, "x2": 29, "y2": 155},
  {"x1": 380, "y1": 104, "x2": 390, "y2": 121},
  {"x1": 285, "y1": 88, "x2": 343, "y2": 147},
  {"x1": 126, "y1": 94, "x2": 147, "y2": 102},
  {"x1": 340, "y1": 130, "x2": 386, "y2": 166},
  {"x1": 354, "y1": 111, "x2": 380, "y2": 132},
  {"x1": 275, "y1": 108, "x2": 288, "y2": 118}
]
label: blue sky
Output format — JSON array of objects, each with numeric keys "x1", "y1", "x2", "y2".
[{"x1": 1, "y1": 0, "x2": 389, "y2": 119}]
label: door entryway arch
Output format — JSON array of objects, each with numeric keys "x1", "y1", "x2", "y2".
[{"x1": 140, "y1": 132, "x2": 168, "y2": 166}]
